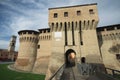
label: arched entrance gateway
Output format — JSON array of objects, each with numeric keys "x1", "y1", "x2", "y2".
[{"x1": 65, "y1": 49, "x2": 76, "y2": 67}]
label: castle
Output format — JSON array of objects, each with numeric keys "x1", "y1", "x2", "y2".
[
  {"x1": 14, "y1": 3, "x2": 120, "y2": 79},
  {"x1": 0, "y1": 35, "x2": 18, "y2": 61}
]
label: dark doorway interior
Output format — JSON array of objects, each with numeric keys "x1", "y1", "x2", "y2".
[
  {"x1": 81, "y1": 57, "x2": 86, "y2": 63},
  {"x1": 65, "y1": 49, "x2": 76, "y2": 67}
]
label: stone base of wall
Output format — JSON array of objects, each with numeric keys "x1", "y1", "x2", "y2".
[
  {"x1": 45, "y1": 52, "x2": 64, "y2": 80},
  {"x1": 32, "y1": 56, "x2": 50, "y2": 74},
  {"x1": 14, "y1": 58, "x2": 35, "y2": 72}
]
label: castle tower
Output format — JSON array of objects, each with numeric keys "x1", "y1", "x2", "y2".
[
  {"x1": 14, "y1": 30, "x2": 39, "y2": 71},
  {"x1": 8, "y1": 35, "x2": 17, "y2": 60},
  {"x1": 8, "y1": 35, "x2": 17, "y2": 52},
  {"x1": 46, "y1": 3, "x2": 102, "y2": 79}
]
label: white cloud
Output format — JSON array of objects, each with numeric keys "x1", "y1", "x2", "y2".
[
  {"x1": 8, "y1": 13, "x2": 48, "y2": 51},
  {"x1": 0, "y1": 0, "x2": 120, "y2": 51},
  {"x1": 98, "y1": 8, "x2": 120, "y2": 27}
]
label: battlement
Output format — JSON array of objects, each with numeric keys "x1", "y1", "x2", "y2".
[
  {"x1": 97, "y1": 24, "x2": 120, "y2": 41},
  {"x1": 18, "y1": 30, "x2": 39, "y2": 35},
  {"x1": 97, "y1": 24, "x2": 120, "y2": 32},
  {"x1": 18, "y1": 30, "x2": 39, "y2": 43},
  {"x1": 38, "y1": 35, "x2": 51, "y2": 41},
  {"x1": 38, "y1": 28, "x2": 50, "y2": 33}
]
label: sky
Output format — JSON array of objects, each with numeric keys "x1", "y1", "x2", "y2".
[{"x1": 0, "y1": 0, "x2": 120, "y2": 51}]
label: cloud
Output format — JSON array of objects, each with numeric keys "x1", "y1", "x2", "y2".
[
  {"x1": 0, "y1": 40, "x2": 9, "y2": 49},
  {"x1": 0, "y1": 0, "x2": 120, "y2": 51},
  {"x1": 98, "y1": 9, "x2": 120, "y2": 27}
]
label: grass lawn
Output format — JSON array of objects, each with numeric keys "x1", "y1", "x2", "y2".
[{"x1": 0, "y1": 64, "x2": 45, "y2": 80}]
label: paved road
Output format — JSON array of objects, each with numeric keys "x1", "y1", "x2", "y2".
[
  {"x1": 60, "y1": 64, "x2": 101, "y2": 80},
  {"x1": 58, "y1": 63, "x2": 117, "y2": 80}
]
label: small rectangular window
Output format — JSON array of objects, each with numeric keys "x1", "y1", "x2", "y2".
[
  {"x1": 64, "y1": 12, "x2": 68, "y2": 17},
  {"x1": 116, "y1": 54, "x2": 120, "y2": 59},
  {"x1": 38, "y1": 45, "x2": 40, "y2": 49},
  {"x1": 89, "y1": 9, "x2": 94, "y2": 14},
  {"x1": 54, "y1": 13, "x2": 58, "y2": 18},
  {"x1": 77, "y1": 10, "x2": 81, "y2": 15}
]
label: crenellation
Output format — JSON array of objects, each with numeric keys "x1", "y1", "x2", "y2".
[
  {"x1": 104, "y1": 28, "x2": 107, "y2": 31},
  {"x1": 41, "y1": 35, "x2": 51, "y2": 41},
  {"x1": 99, "y1": 33, "x2": 119, "y2": 41}
]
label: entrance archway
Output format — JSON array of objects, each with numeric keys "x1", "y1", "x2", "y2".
[{"x1": 65, "y1": 49, "x2": 76, "y2": 67}]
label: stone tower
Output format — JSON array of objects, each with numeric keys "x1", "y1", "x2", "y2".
[
  {"x1": 8, "y1": 35, "x2": 17, "y2": 52},
  {"x1": 14, "y1": 30, "x2": 39, "y2": 71},
  {"x1": 8, "y1": 35, "x2": 17, "y2": 60},
  {"x1": 45, "y1": 3, "x2": 102, "y2": 79}
]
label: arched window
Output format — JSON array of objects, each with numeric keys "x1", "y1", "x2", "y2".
[
  {"x1": 27, "y1": 37, "x2": 29, "y2": 41},
  {"x1": 88, "y1": 20, "x2": 90, "y2": 26},
  {"x1": 52, "y1": 23, "x2": 54, "y2": 27},
  {"x1": 60, "y1": 22, "x2": 62, "y2": 27},
  {"x1": 56, "y1": 22, "x2": 58, "y2": 27}
]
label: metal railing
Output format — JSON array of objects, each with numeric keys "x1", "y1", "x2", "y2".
[
  {"x1": 105, "y1": 67, "x2": 120, "y2": 79},
  {"x1": 48, "y1": 63, "x2": 120, "y2": 80},
  {"x1": 96, "y1": 67, "x2": 120, "y2": 80},
  {"x1": 48, "y1": 64, "x2": 65, "y2": 80}
]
